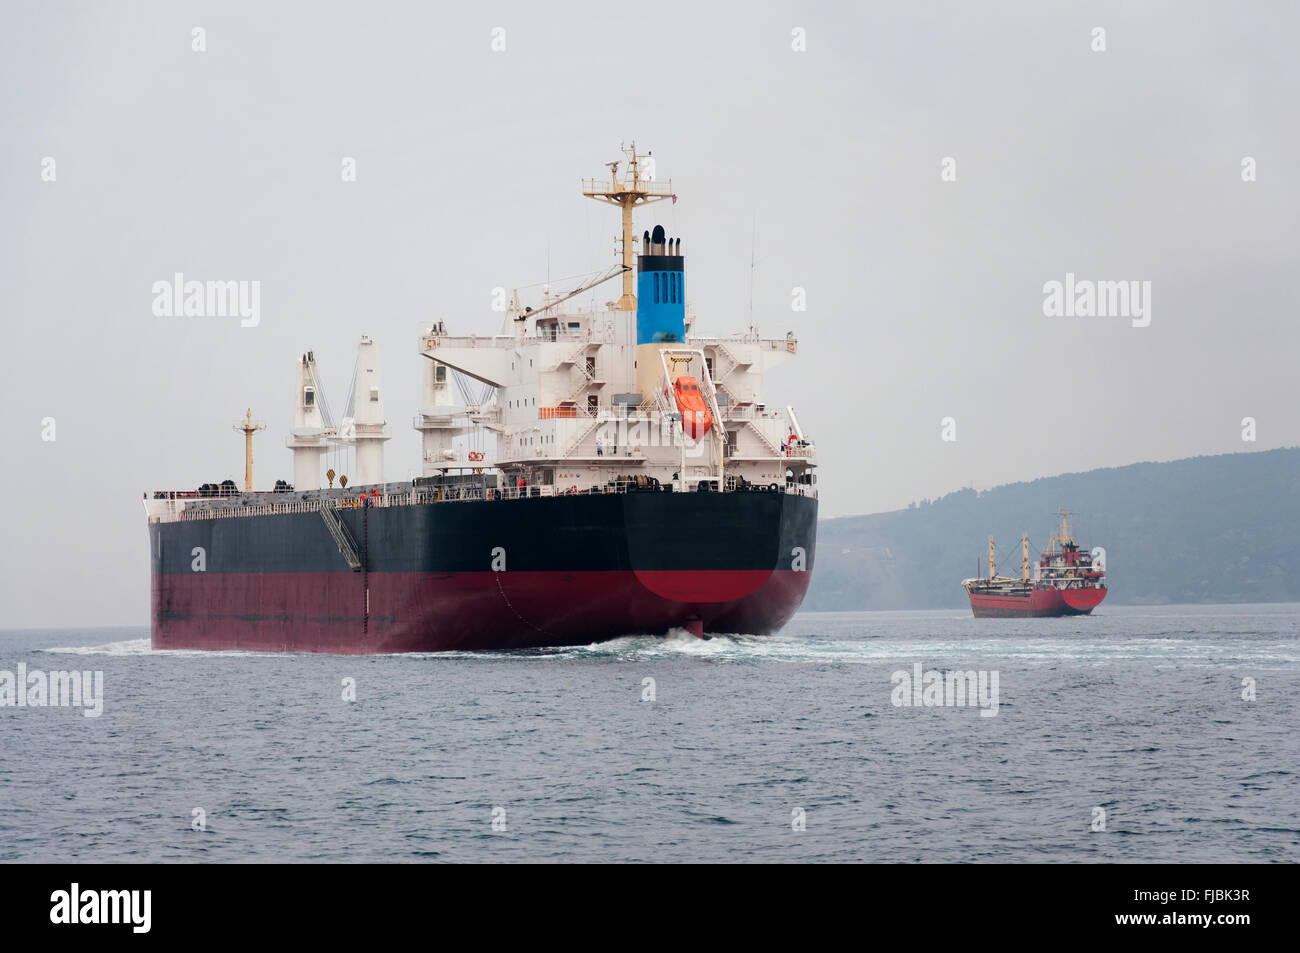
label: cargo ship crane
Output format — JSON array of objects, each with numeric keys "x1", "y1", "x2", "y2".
[{"x1": 509, "y1": 264, "x2": 631, "y2": 328}]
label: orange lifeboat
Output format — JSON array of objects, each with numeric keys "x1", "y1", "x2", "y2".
[{"x1": 672, "y1": 375, "x2": 713, "y2": 440}]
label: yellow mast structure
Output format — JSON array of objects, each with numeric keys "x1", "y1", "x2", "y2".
[
  {"x1": 1022, "y1": 534, "x2": 1030, "y2": 581},
  {"x1": 1051, "y1": 508, "x2": 1073, "y2": 549},
  {"x1": 581, "y1": 142, "x2": 674, "y2": 311},
  {"x1": 233, "y1": 408, "x2": 266, "y2": 491},
  {"x1": 988, "y1": 536, "x2": 996, "y2": 580}
]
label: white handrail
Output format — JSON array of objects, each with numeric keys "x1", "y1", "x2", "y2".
[{"x1": 156, "y1": 480, "x2": 815, "y2": 522}]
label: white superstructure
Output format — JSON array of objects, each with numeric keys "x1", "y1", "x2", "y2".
[
  {"x1": 411, "y1": 145, "x2": 817, "y2": 497},
  {"x1": 276, "y1": 145, "x2": 816, "y2": 499},
  {"x1": 416, "y1": 315, "x2": 815, "y2": 493}
]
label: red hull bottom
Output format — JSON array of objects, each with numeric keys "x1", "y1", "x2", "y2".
[
  {"x1": 152, "y1": 569, "x2": 811, "y2": 654},
  {"x1": 967, "y1": 586, "x2": 1106, "y2": 618}
]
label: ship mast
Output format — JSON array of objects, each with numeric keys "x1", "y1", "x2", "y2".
[
  {"x1": 1047, "y1": 508, "x2": 1074, "y2": 553},
  {"x1": 1022, "y1": 534, "x2": 1030, "y2": 581},
  {"x1": 233, "y1": 409, "x2": 266, "y2": 491},
  {"x1": 581, "y1": 142, "x2": 674, "y2": 311},
  {"x1": 988, "y1": 536, "x2": 996, "y2": 580}
]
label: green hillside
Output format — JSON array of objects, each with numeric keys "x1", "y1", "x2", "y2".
[{"x1": 806, "y1": 448, "x2": 1300, "y2": 610}]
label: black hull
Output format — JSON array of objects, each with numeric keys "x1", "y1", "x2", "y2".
[{"x1": 149, "y1": 491, "x2": 818, "y2": 652}]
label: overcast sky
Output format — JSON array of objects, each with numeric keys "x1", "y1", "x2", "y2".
[{"x1": 2, "y1": 1, "x2": 1297, "y2": 627}]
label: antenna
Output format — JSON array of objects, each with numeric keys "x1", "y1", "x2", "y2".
[
  {"x1": 582, "y1": 142, "x2": 674, "y2": 311},
  {"x1": 749, "y1": 218, "x2": 757, "y2": 336}
]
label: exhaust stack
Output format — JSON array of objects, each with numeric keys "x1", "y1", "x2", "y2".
[{"x1": 634, "y1": 223, "x2": 686, "y2": 399}]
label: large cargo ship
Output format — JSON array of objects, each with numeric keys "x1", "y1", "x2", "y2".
[
  {"x1": 962, "y1": 511, "x2": 1106, "y2": 618},
  {"x1": 144, "y1": 145, "x2": 819, "y2": 653}
]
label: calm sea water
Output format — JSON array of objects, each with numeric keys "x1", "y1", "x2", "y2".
[{"x1": 1, "y1": 604, "x2": 1297, "y2": 863}]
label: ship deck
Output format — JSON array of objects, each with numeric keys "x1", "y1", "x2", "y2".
[{"x1": 144, "y1": 477, "x2": 814, "y2": 524}]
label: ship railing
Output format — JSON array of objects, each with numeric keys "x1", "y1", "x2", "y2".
[
  {"x1": 532, "y1": 329, "x2": 617, "y2": 345},
  {"x1": 719, "y1": 404, "x2": 755, "y2": 420},
  {"x1": 465, "y1": 482, "x2": 814, "y2": 500},
  {"x1": 174, "y1": 498, "x2": 335, "y2": 521},
  {"x1": 421, "y1": 334, "x2": 517, "y2": 351},
  {"x1": 717, "y1": 406, "x2": 800, "y2": 424},
  {"x1": 152, "y1": 477, "x2": 816, "y2": 521},
  {"x1": 582, "y1": 177, "x2": 674, "y2": 197},
  {"x1": 691, "y1": 335, "x2": 798, "y2": 353},
  {"x1": 416, "y1": 480, "x2": 816, "y2": 502},
  {"x1": 423, "y1": 329, "x2": 616, "y2": 351}
]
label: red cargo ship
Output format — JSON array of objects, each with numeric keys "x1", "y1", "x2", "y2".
[{"x1": 963, "y1": 511, "x2": 1106, "y2": 618}]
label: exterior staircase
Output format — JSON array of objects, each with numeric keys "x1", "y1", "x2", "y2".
[{"x1": 319, "y1": 503, "x2": 362, "y2": 570}]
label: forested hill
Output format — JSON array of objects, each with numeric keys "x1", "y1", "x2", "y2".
[{"x1": 806, "y1": 448, "x2": 1300, "y2": 610}]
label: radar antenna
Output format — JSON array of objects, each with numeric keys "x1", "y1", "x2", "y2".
[{"x1": 582, "y1": 142, "x2": 674, "y2": 311}]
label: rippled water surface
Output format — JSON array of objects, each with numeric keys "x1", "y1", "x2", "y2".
[{"x1": 2, "y1": 604, "x2": 1297, "y2": 862}]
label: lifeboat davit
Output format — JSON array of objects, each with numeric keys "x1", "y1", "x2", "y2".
[{"x1": 672, "y1": 375, "x2": 713, "y2": 441}]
